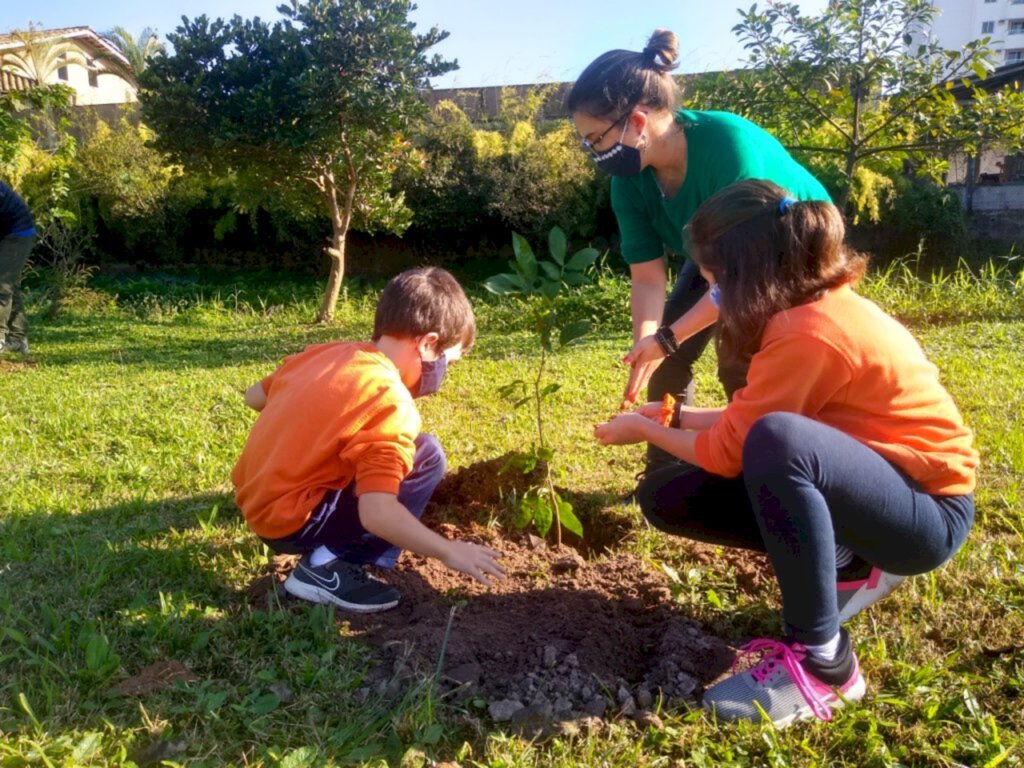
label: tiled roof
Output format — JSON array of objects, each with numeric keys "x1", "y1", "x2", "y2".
[{"x1": 0, "y1": 26, "x2": 130, "y2": 69}]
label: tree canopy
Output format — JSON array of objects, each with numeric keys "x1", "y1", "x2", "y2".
[{"x1": 140, "y1": 0, "x2": 455, "y2": 321}]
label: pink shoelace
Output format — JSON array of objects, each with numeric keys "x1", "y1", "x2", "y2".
[{"x1": 737, "y1": 638, "x2": 834, "y2": 721}]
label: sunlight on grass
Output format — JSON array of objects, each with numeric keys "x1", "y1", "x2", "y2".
[{"x1": 1, "y1": 263, "x2": 1021, "y2": 766}]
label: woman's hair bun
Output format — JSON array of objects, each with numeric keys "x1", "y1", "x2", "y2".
[{"x1": 643, "y1": 29, "x2": 680, "y2": 73}]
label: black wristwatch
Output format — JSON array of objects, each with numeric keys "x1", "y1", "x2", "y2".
[{"x1": 654, "y1": 325, "x2": 679, "y2": 357}]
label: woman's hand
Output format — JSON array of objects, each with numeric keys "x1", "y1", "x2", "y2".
[
  {"x1": 441, "y1": 540, "x2": 506, "y2": 586},
  {"x1": 594, "y1": 412, "x2": 651, "y2": 446},
  {"x1": 621, "y1": 335, "x2": 666, "y2": 407}
]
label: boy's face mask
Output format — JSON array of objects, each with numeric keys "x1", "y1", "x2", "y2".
[{"x1": 413, "y1": 352, "x2": 448, "y2": 398}]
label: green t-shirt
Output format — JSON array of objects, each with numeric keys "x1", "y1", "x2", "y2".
[{"x1": 612, "y1": 110, "x2": 831, "y2": 265}]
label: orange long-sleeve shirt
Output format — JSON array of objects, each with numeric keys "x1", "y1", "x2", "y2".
[
  {"x1": 694, "y1": 285, "x2": 978, "y2": 495},
  {"x1": 232, "y1": 341, "x2": 420, "y2": 539}
]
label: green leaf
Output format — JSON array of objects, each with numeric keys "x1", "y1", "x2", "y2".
[
  {"x1": 537, "y1": 446, "x2": 555, "y2": 462},
  {"x1": 483, "y1": 273, "x2": 521, "y2": 295},
  {"x1": 557, "y1": 499, "x2": 583, "y2": 538},
  {"x1": 706, "y1": 589, "x2": 723, "y2": 609},
  {"x1": 539, "y1": 382, "x2": 561, "y2": 399},
  {"x1": 250, "y1": 692, "x2": 280, "y2": 715},
  {"x1": 71, "y1": 732, "x2": 103, "y2": 762},
  {"x1": 280, "y1": 746, "x2": 318, "y2": 768},
  {"x1": 548, "y1": 227, "x2": 567, "y2": 265},
  {"x1": 512, "y1": 233, "x2": 538, "y2": 285},
  {"x1": 422, "y1": 723, "x2": 444, "y2": 744},
  {"x1": 540, "y1": 280, "x2": 560, "y2": 301},
  {"x1": 85, "y1": 634, "x2": 109, "y2": 673},
  {"x1": 497, "y1": 380, "x2": 526, "y2": 399},
  {"x1": 539, "y1": 261, "x2": 561, "y2": 282},
  {"x1": 533, "y1": 496, "x2": 553, "y2": 537},
  {"x1": 566, "y1": 246, "x2": 599, "y2": 271},
  {"x1": 500, "y1": 453, "x2": 537, "y2": 475},
  {"x1": 558, "y1": 320, "x2": 590, "y2": 347},
  {"x1": 562, "y1": 271, "x2": 590, "y2": 287}
]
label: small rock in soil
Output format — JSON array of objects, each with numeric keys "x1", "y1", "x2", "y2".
[
  {"x1": 543, "y1": 645, "x2": 558, "y2": 668},
  {"x1": 618, "y1": 697, "x2": 637, "y2": 718},
  {"x1": 633, "y1": 710, "x2": 664, "y2": 730},
  {"x1": 488, "y1": 699, "x2": 524, "y2": 722},
  {"x1": 447, "y1": 662, "x2": 482, "y2": 687},
  {"x1": 583, "y1": 697, "x2": 608, "y2": 717},
  {"x1": 552, "y1": 553, "x2": 585, "y2": 574},
  {"x1": 636, "y1": 688, "x2": 653, "y2": 708}
]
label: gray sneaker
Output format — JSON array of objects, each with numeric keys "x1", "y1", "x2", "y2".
[
  {"x1": 703, "y1": 629, "x2": 866, "y2": 728},
  {"x1": 283, "y1": 555, "x2": 400, "y2": 613},
  {"x1": 1, "y1": 337, "x2": 29, "y2": 354}
]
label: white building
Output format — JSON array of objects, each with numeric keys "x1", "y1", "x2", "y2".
[
  {"x1": 0, "y1": 27, "x2": 136, "y2": 106},
  {"x1": 916, "y1": 0, "x2": 1024, "y2": 65}
]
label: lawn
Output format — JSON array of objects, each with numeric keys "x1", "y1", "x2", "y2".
[{"x1": 1, "y1": 262, "x2": 1022, "y2": 767}]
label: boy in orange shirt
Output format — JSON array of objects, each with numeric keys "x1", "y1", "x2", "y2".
[
  {"x1": 233, "y1": 267, "x2": 504, "y2": 612},
  {"x1": 595, "y1": 181, "x2": 977, "y2": 727}
]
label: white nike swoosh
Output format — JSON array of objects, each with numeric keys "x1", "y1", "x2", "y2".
[{"x1": 300, "y1": 564, "x2": 340, "y2": 591}]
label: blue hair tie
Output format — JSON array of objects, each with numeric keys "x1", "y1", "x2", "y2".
[{"x1": 777, "y1": 196, "x2": 797, "y2": 216}]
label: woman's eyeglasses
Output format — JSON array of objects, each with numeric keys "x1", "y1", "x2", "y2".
[{"x1": 580, "y1": 110, "x2": 632, "y2": 155}]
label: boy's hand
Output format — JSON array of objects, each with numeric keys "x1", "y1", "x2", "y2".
[{"x1": 442, "y1": 540, "x2": 505, "y2": 586}]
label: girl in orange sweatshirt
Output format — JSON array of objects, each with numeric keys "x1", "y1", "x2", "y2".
[{"x1": 595, "y1": 179, "x2": 978, "y2": 728}]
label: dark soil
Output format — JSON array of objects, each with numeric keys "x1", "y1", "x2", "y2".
[{"x1": 246, "y1": 457, "x2": 774, "y2": 729}]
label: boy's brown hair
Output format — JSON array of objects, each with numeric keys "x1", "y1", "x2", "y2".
[{"x1": 373, "y1": 267, "x2": 476, "y2": 351}]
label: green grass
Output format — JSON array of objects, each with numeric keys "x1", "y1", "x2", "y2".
[{"x1": 1, "y1": 262, "x2": 1022, "y2": 767}]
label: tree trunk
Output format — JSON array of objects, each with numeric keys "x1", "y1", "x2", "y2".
[{"x1": 316, "y1": 167, "x2": 356, "y2": 323}]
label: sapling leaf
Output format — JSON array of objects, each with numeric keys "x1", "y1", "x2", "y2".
[
  {"x1": 537, "y1": 446, "x2": 555, "y2": 462},
  {"x1": 534, "y1": 497, "x2": 553, "y2": 537},
  {"x1": 548, "y1": 226, "x2": 567, "y2": 266},
  {"x1": 540, "y1": 280, "x2": 560, "y2": 301},
  {"x1": 539, "y1": 383, "x2": 561, "y2": 399},
  {"x1": 558, "y1": 499, "x2": 583, "y2": 538},
  {"x1": 513, "y1": 397, "x2": 531, "y2": 409},
  {"x1": 513, "y1": 233, "x2": 538, "y2": 285},
  {"x1": 559, "y1": 321, "x2": 590, "y2": 347},
  {"x1": 497, "y1": 380, "x2": 526, "y2": 399}
]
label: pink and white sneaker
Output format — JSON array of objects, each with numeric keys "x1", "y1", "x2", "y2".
[
  {"x1": 837, "y1": 566, "x2": 906, "y2": 624},
  {"x1": 703, "y1": 629, "x2": 866, "y2": 728}
]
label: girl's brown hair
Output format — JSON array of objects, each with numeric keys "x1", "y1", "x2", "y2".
[
  {"x1": 687, "y1": 179, "x2": 868, "y2": 368},
  {"x1": 566, "y1": 29, "x2": 680, "y2": 118}
]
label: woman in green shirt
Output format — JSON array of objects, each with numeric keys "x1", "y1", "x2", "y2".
[{"x1": 567, "y1": 29, "x2": 830, "y2": 469}]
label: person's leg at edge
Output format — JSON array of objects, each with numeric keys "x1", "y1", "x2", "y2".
[
  {"x1": 703, "y1": 413, "x2": 974, "y2": 725},
  {"x1": 0, "y1": 234, "x2": 35, "y2": 348}
]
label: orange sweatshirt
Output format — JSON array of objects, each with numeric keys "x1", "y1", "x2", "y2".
[
  {"x1": 232, "y1": 341, "x2": 420, "y2": 539},
  {"x1": 694, "y1": 285, "x2": 978, "y2": 495}
]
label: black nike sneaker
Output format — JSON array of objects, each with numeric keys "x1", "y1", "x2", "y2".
[{"x1": 283, "y1": 554, "x2": 400, "y2": 612}]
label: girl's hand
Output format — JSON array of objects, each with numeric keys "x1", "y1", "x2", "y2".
[
  {"x1": 635, "y1": 400, "x2": 664, "y2": 421},
  {"x1": 594, "y1": 412, "x2": 650, "y2": 446}
]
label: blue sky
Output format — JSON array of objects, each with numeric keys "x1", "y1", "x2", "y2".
[{"x1": 1, "y1": 0, "x2": 827, "y2": 89}]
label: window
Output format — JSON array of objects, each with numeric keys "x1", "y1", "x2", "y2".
[
  {"x1": 87, "y1": 59, "x2": 98, "y2": 87},
  {"x1": 1007, "y1": 49, "x2": 1024, "y2": 62},
  {"x1": 982, "y1": 21, "x2": 995, "y2": 33},
  {"x1": 984, "y1": 0, "x2": 996, "y2": 4},
  {"x1": 1010, "y1": 19, "x2": 1024, "y2": 33},
  {"x1": 56, "y1": 54, "x2": 68, "y2": 81}
]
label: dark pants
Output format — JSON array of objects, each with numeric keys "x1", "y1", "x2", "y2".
[
  {"x1": 263, "y1": 433, "x2": 446, "y2": 568},
  {"x1": 0, "y1": 233, "x2": 34, "y2": 343},
  {"x1": 646, "y1": 259, "x2": 748, "y2": 467},
  {"x1": 636, "y1": 413, "x2": 974, "y2": 644}
]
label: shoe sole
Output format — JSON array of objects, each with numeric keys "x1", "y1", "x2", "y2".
[
  {"x1": 283, "y1": 575, "x2": 399, "y2": 613},
  {"x1": 837, "y1": 573, "x2": 906, "y2": 624},
  {"x1": 768, "y1": 673, "x2": 868, "y2": 729}
]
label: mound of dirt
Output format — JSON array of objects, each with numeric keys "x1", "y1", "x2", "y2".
[{"x1": 327, "y1": 522, "x2": 738, "y2": 727}]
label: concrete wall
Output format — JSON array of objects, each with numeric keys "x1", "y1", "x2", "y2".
[
  {"x1": 917, "y1": 0, "x2": 1024, "y2": 65},
  {"x1": 952, "y1": 183, "x2": 1024, "y2": 240}
]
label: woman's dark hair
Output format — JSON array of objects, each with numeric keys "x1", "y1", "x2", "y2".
[
  {"x1": 566, "y1": 29, "x2": 680, "y2": 118},
  {"x1": 687, "y1": 179, "x2": 868, "y2": 368},
  {"x1": 373, "y1": 267, "x2": 476, "y2": 351}
]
